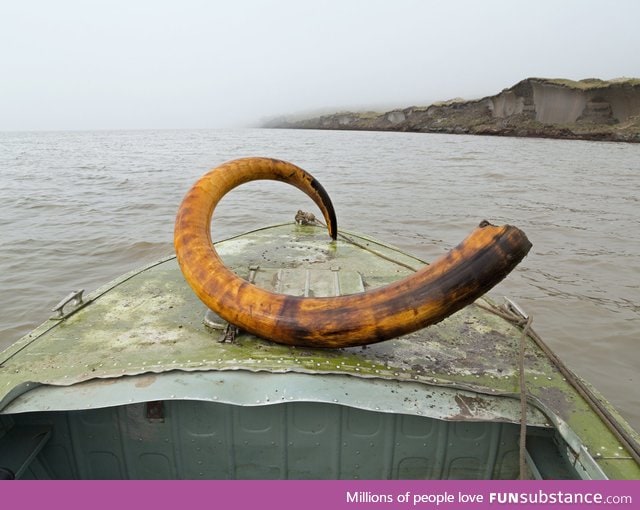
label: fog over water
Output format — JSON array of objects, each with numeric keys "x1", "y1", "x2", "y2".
[{"x1": 2, "y1": 0, "x2": 640, "y2": 131}]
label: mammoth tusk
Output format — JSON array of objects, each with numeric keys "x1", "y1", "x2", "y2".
[{"x1": 174, "y1": 157, "x2": 532, "y2": 348}]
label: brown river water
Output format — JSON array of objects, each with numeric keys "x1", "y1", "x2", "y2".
[{"x1": 0, "y1": 128, "x2": 638, "y2": 430}]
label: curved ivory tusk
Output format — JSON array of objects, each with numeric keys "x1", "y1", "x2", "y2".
[{"x1": 174, "y1": 157, "x2": 532, "y2": 348}]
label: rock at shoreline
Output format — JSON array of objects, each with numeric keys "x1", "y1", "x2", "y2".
[{"x1": 264, "y1": 78, "x2": 640, "y2": 143}]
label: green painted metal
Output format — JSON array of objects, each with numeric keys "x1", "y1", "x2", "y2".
[
  {"x1": 0, "y1": 223, "x2": 639, "y2": 479},
  {"x1": 0, "y1": 423, "x2": 51, "y2": 479},
  {"x1": 1, "y1": 371, "x2": 549, "y2": 426},
  {"x1": 9, "y1": 400, "x2": 528, "y2": 480}
]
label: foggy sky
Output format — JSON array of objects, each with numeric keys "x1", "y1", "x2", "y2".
[{"x1": 2, "y1": 0, "x2": 640, "y2": 131}]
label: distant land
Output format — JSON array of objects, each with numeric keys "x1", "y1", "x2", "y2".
[{"x1": 264, "y1": 77, "x2": 640, "y2": 143}]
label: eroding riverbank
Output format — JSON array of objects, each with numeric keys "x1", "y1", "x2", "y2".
[{"x1": 265, "y1": 77, "x2": 640, "y2": 143}]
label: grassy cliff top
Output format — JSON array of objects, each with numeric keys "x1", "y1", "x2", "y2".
[{"x1": 531, "y1": 77, "x2": 640, "y2": 89}]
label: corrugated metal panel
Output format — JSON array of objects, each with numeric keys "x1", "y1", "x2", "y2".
[{"x1": 14, "y1": 400, "x2": 526, "y2": 480}]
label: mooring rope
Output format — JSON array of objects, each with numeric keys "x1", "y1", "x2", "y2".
[
  {"x1": 476, "y1": 300, "x2": 640, "y2": 466},
  {"x1": 295, "y1": 212, "x2": 421, "y2": 272},
  {"x1": 293, "y1": 214, "x2": 640, "y2": 467},
  {"x1": 519, "y1": 315, "x2": 533, "y2": 479}
]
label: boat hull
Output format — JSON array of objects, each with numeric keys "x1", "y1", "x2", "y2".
[{"x1": 1, "y1": 224, "x2": 638, "y2": 479}]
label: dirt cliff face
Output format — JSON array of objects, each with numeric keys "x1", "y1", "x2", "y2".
[{"x1": 266, "y1": 78, "x2": 640, "y2": 142}]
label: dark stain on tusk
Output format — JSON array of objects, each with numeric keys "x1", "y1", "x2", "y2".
[{"x1": 174, "y1": 157, "x2": 532, "y2": 348}]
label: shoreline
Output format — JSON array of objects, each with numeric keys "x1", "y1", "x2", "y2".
[
  {"x1": 265, "y1": 77, "x2": 640, "y2": 143},
  {"x1": 267, "y1": 124, "x2": 637, "y2": 144}
]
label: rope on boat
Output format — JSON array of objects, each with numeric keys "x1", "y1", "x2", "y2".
[
  {"x1": 519, "y1": 316, "x2": 533, "y2": 479},
  {"x1": 476, "y1": 300, "x2": 640, "y2": 467},
  {"x1": 295, "y1": 212, "x2": 422, "y2": 272},
  {"x1": 292, "y1": 214, "x2": 640, "y2": 466}
]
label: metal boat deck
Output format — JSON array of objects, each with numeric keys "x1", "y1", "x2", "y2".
[{"x1": 1, "y1": 223, "x2": 638, "y2": 479}]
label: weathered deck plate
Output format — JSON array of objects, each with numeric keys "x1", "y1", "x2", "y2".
[
  {"x1": 0, "y1": 224, "x2": 539, "y2": 400},
  {"x1": 1, "y1": 223, "x2": 639, "y2": 479}
]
